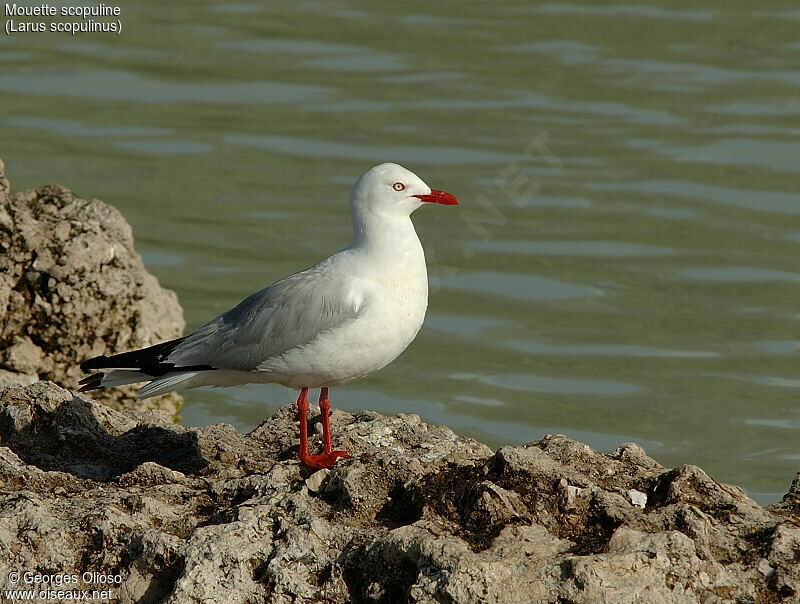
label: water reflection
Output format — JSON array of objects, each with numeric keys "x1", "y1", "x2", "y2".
[
  {"x1": 511, "y1": 40, "x2": 602, "y2": 64},
  {"x1": 470, "y1": 239, "x2": 673, "y2": 257},
  {"x1": 116, "y1": 140, "x2": 214, "y2": 155},
  {"x1": 755, "y1": 341, "x2": 800, "y2": 354},
  {"x1": 440, "y1": 271, "x2": 603, "y2": 300},
  {"x1": 419, "y1": 94, "x2": 684, "y2": 125},
  {"x1": 452, "y1": 372, "x2": 640, "y2": 395},
  {"x1": 507, "y1": 340, "x2": 717, "y2": 359},
  {"x1": 712, "y1": 101, "x2": 800, "y2": 116},
  {"x1": 679, "y1": 267, "x2": 800, "y2": 282},
  {"x1": 212, "y1": 3, "x2": 263, "y2": 14},
  {"x1": 535, "y1": 4, "x2": 713, "y2": 21},
  {"x1": 225, "y1": 134, "x2": 522, "y2": 165},
  {"x1": 8, "y1": 117, "x2": 169, "y2": 138},
  {"x1": 218, "y1": 39, "x2": 364, "y2": 54},
  {"x1": 745, "y1": 418, "x2": 800, "y2": 429},
  {"x1": 630, "y1": 138, "x2": 800, "y2": 173},
  {"x1": 140, "y1": 250, "x2": 185, "y2": 267},
  {"x1": 588, "y1": 180, "x2": 800, "y2": 215},
  {"x1": 56, "y1": 41, "x2": 166, "y2": 59},
  {"x1": 425, "y1": 315, "x2": 506, "y2": 335},
  {"x1": 646, "y1": 208, "x2": 696, "y2": 219},
  {"x1": 754, "y1": 377, "x2": 800, "y2": 390},
  {"x1": 0, "y1": 70, "x2": 331, "y2": 104}
]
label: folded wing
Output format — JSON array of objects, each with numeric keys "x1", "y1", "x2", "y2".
[{"x1": 80, "y1": 262, "x2": 364, "y2": 397}]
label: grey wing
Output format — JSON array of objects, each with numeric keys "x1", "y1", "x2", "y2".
[{"x1": 166, "y1": 266, "x2": 361, "y2": 371}]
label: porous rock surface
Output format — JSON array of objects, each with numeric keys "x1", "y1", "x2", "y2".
[
  {"x1": 0, "y1": 159, "x2": 184, "y2": 414},
  {"x1": 1, "y1": 382, "x2": 799, "y2": 603}
]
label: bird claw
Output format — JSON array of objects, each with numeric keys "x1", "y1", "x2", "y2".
[{"x1": 300, "y1": 450, "x2": 349, "y2": 470}]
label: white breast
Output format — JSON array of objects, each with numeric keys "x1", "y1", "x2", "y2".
[{"x1": 258, "y1": 272, "x2": 428, "y2": 388}]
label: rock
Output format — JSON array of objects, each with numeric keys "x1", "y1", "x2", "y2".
[
  {"x1": 2, "y1": 335, "x2": 44, "y2": 374},
  {"x1": 305, "y1": 468, "x2": 330, "y2": 493},
  {"x1": 0, "y1": 382, "x2": 798, "y2": 603},
  {"x1": 626, "y1": 488, "x2": 648, "y2": 508},
  {"x1": 0, "y1": 158, "x2": 9, "y2": 197},
  {"x1": 0, "y1": 159, "x2": 184, "y2": 414}
]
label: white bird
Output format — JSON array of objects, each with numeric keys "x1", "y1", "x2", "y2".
[{"x1": 79, "y1": 163, "x2": 459, "y2": 469}]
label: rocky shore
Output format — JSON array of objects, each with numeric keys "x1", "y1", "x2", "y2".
[
  {"x1": 0, "y1": 158, "x2": 184, "y2": 415},
  {"x1": 1, "y1": 381, "x2": 799, "y2": 603},
  {"x1": 1, "y1": 161, "x2": 799, "y2": 602}
]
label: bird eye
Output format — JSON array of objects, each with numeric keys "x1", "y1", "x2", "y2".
[{"x1": 392, "y1": 182, "x2": 406, "y2": 192}]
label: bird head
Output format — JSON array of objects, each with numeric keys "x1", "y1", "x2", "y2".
[{"x1": 350, "y1": 163, "x2": 458, "y2": 219}]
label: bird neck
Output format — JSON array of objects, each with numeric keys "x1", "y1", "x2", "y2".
[{"x1": 350, "y1": 211, "x2": 425, "y2": 266}]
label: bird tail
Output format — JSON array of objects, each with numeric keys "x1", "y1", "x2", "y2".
[{"x1": 78, "y1": 337, "x2": 216, "y2": 399}]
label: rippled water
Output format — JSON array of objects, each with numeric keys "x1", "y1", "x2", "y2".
[{"x1": 2, "y1": 1, "x2": 799, "y2": 503}]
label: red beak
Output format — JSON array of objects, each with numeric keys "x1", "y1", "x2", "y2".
[{"x1": 413, "y1": 189, "x2": 459, "y2": 205}]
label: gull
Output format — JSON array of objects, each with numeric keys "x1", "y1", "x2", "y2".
[{"x1": 79, "y1": 162, "x2": 459, "y2": 469}]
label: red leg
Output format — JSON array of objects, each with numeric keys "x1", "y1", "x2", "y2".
[
  {"x1": 319, "y1": 387, "x2": 333, "y2": 454},
  {"x1": 296, "y1": 387, "x2": 348, "y2": 470},
  {"x1": 319, "y1": 387, "x2": 348, "y2": 463},
  {"x1": 296, "y1": 387, "x2": 311, "y2": 462}
]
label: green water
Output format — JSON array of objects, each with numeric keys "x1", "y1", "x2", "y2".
[{"x1": 2, "y1": 1, "x2": 799, "y2": 503}]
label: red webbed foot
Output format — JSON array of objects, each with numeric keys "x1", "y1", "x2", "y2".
[
  {"x1": 295, "y1": 387, "x2": 349, "y2": 469},
  {"x1": 299, "y1": 450, "x2": 349, "y2": 470}
]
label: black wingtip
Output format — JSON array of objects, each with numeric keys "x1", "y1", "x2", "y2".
[
  {"x1": 77, "y1": 373, "x2": 104, "y2": 392},
  {"x1": 78, "y1": 337, "x2": 187, "y2": 375},
  {"x1": 80, "y1": 355, "x2": 110, "y2": 372}
]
